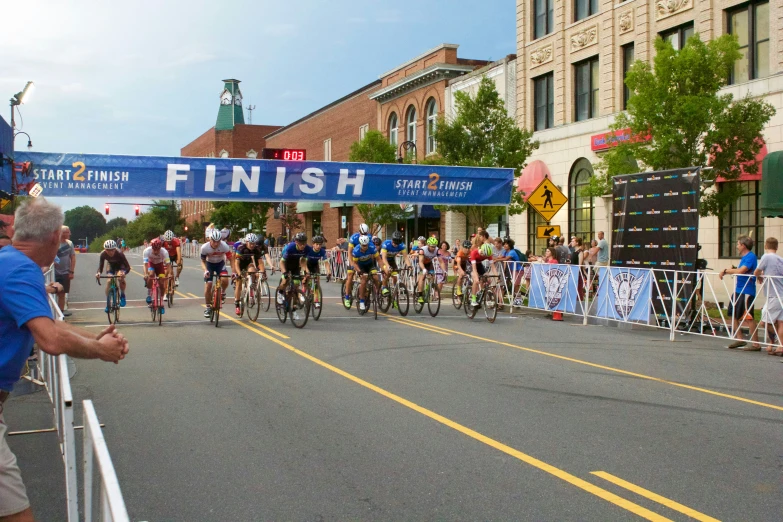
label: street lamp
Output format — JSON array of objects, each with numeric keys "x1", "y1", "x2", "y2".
[
  {"x1": 9, "y1": 81, "x2": 35, "y2": 130},
  {"x1": 397, "y1": 141, "x2": 419, "y2": 239},
  {"x1": 13, "y1": 131, "x2": 32, "y2": 150}
]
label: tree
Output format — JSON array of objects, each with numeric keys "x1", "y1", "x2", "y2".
[
  {"x1": 429, "y1": 76, "x2": 538, "y2": 228},
  {"x1": 589, "y1": 35, "x2": 775, "y2": 217},
  {"x1": 209, "y1": 201, "x2": 273, "y2": 235},
  {"x1": 106, "y1": 217, "x2": 128, "y2": 230},
  {"x1": 349, "y1": 129, "x2": 410, "y2": 234},
  {"x1": 281, "y1": 204, "x2": 303, "y2": 237},
  {"x1": 64, "y1": 205, "x2": 107, "y2": 242}
]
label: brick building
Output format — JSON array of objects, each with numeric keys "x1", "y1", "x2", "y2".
[{"x1": 180, "y1": 79, "x2": 281, "y2": 228}]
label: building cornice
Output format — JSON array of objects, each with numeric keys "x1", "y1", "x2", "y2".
[
  {"x1": 370, "y1": 64, "x2": 475, "y2": 103},
  {"x1": 378, "y1": 43, "x2": 459, "y2": 79}
]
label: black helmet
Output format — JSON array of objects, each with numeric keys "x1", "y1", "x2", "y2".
[
  {"x1": 372, "y1": 237, "x2": 381, "y2": 245},
  {"x1": 313, "y1": 235, "x2": 325, "y2": 244},
  {"x1": 294, "y1": 232, "x2": 307, "y2": 243},
  {"x1": 462, "y1": 240, "x2": 472, "y2": 248},
  {"x1": 391, "y1": 231, "x2": 403, "y2": 242}
]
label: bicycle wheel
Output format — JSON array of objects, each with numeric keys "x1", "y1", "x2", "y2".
[
  {"x1": 310, "y1": 283, "x2": 322, "y2": 321},
  {"x1": 464, "y1": 288, "x2": 478, "y2": 319},
  {"x1": 167, "y1": 279, "x2": 175, "y2": 307},
  {"x1": 413, "y1": 285, "x2": 425, "y2": 315},
  {"x1": 107, "y1": 288, "x2": 115, "y2": 325},
  {"x1": 482, "y1": 286, "x2": 497, "y2": 323},
  {"x1": 396, "y1": 282, "x2": 409, "y2": 317},
  {"x1": 259, "y1": 279, "x2": 271, "y2": 312},
  {"x1": 378, "y1": 280, "x2": 392, "y2": 313},
  {"x1": 276, "y1": 288, "x2": 288, "y2": 323},
  {"x1": 247, "y1": 281, "x2": 261, "y2": 322},
  {"x1": 428, "y1": 282, "x2": 441, "y2": 317},
  {"x1": 150, "y1": 284, "x2": 157, "y2": 322},
  {"x1": 341, "y1": 281, "x2": 353, "y2": 310},
  {"x1": 113, "y1": 286, "x2": 121, "y2": 324},
  {"x1": 289, "y1": 287, "x2": 309, "y2": 329},
  {"x1": 450, "y1": 280, "x2": 463, "y2": 310},
  {"x1": 213, "y1": 286, "x2": 222, "y2": 327},
  {"x1": 371, "y1": 283, "x2": 378, "y2": 320}
]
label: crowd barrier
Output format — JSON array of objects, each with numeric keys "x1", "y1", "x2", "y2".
[{"x1": 39, "y1": 267, "x2": 129, "y2": 521}]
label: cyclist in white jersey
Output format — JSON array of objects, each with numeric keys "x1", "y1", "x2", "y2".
[
  {"x1": 416, "y1": 237, "x2": 441, "y2": 304},
  {"x1": 201, "y1": 229, "x2": 233, "y2": 318},
  {"x1": 142, "y1": 238, "x2": 171, "y2": 312}
]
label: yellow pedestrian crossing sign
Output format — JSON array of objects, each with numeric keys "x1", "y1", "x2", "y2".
[{"x1": 528, "y1": 177, "x2": 567, "y2": 222}]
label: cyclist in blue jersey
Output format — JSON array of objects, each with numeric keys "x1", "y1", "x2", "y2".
[
  {"x1": 276, "y1": 232, "x2": 312, "y2": 305},
  {"x1": 380, "y1": 231, "x2": 408, "y2": 296},
  {"x1": 351, "y1": 236, "x2": 380, "y2": 311},
  {"x1": 343, "y1": 223, "x2": 373, "y2": 308},
  {"x1": 305, "y1": 236, "x2": 329, "y2": 309}
]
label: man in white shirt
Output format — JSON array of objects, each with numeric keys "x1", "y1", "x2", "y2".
[{"x1": 754, "y1": 237, "x2": 783, "y2": 355}]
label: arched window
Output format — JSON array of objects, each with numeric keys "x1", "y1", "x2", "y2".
[
  {"x1": 426, "y1": 98, "x2": 438, "y2": 154},
  {"x1": 406, "y1": 105, "x2": 417, "y2": 146},
  {"x1": 568, "y1": 158, "x2": 595, "y2": 243},
  {"x1": 388, "y1": 112, "x2": 398, "y2": 147}
]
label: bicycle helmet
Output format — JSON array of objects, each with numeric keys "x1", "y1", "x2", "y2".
[
  {"x1": 373, "y1": 237, "x2": 381, "y2": 246},
  {"x1": 358, "y1": 236, "x2": 370, "y2": 246},
  {"x1": 150, "y1": 238, "x2": 162, "y2": 249},
  {"x1": 313, "y1": 235, "x2": 325, "y2": 244},
  {"x1": 391, "y1": 231, "x2": 403, "y2": 243},
  {"x1": 208, "y1": 229, "x2": 222, "y2": 242},
  {"x1": 426, "y1": 237, "x2": 438, "y2": 246},
  {"x1": 246, "y1": 233, "x2": 259, "y2": 244},
  {"x1": 294, "y1": 232, "x2": 307, "y2": 243},
  {"x1": 359, "y1": 223, "x2": 370, "y2": 234},
  {"x1": 163, "y1": 230, "x2": 175, "y2": 241},
  {"x1": 417, "y1": 236, "x2": 426, "y2": 242},
  {"x1": 220, "y1": 228, "x2": 230, "y2": 240},
  {"x1": 479, "y1": 243, "x2": 493, "y2": 257},
  {"x1": 461, "y1": 240, "x2": 472, "y2": 249},
  {"x1": 104, "y1": 239, "x2": 117, "y2": 250}
]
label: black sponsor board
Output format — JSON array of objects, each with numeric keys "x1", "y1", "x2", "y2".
[{"x1": 611, "y1": 168, "x2": 700, "y2": 316}]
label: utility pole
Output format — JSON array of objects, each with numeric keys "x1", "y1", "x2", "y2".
[{"x1": 247, "y1": 105, "x2": 256, "y2": 124}]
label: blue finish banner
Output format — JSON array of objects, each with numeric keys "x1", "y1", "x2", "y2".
[
  {"x1": 13, "y1": 151, "x2": 514, "y2": 206},
  {"x1": 527, "y1": 263, "x2": 581, "y2": 313},
  {"x1": 594, "y1": 267, "x2": 652, "y2": 322}
]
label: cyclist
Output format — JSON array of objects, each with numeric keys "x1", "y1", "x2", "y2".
[
  {"x1": 232, "y1": 233, "x2": 268, "y2": 316},
  {"x1": 351, "y1": 235, "x2": 380, "y2": 311},
  {"x1": 277, "y1": 232, "x2": 312, "y2": 305},
  {"x1": 143, "y1": 238, "x2": 171, "y2": 314},
  {"x1": 201, "y1": 228, "x2": 233, "y2": 318},
  {"x1": 416, "y1": 237, "x2": 441, "y2": 304},
  {"x1": 305, "y1": 235, "x2": 329, "y2": 309},
  {"x1": 453, "y1": 240, "x2": 472, "y2": 297},
  {"x1": 411, "y1": 236, "x2": 426, "y2": 253},
  {"x1": 95, "y1": 239, "x2": 130, "y2": 311},
  {"x1": 161, "y1": 230, "x2": 182, "y2": 288},
  {"x1": 343, "y1": 223, "x2": 373, "y2": 308},
  {"x1": 380, "y1": 231, "x2": 408, "y2": 296},
  {"x1": 469, "y1": 238, "x2": 494, "y2": 308}
]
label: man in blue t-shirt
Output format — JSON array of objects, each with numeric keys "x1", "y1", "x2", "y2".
[
  {"x1": 720, "y1": 235, "x2": 760, "y2": 350},
  {"x1": 0, "y1": 199, "x2": 130, "y2": 520}
]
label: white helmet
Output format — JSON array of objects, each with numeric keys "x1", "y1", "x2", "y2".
[
  {"x1": 208, "y1": 229, "x2": 222, "y2": 242},
  {"x1": 358, "y1": 236, "x2": 370, "y2": 246},
  {"x1": 220, "y1": 228, "x2": 230, "y2": 240},
  {"x1": 359, "y1": 223, "x2": 370, "y2": 235},
  {"x1": 246, "y1": 233, "x2": 259, "y2": 244},
  {"x1": 104, "y1": 239, "x2": 117, "y2": 250},
  {"x1": 163, "y1": 230, "x2": 175, "y2": 241}
]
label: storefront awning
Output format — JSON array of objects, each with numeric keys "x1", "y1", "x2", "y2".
[
  {"x1": 760, "y1": 151, "x2": 783, "y2": 218},
  {"x1": 329, "y1": 202, "x2": 354, "y2": 208},
  {"x1": 295, "y1": 202, "x2": 323, "y2": 213},
  {"x1": 716, "y1": 142, "x2": 767, "y2": 182}
]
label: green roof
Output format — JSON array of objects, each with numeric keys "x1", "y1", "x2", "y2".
[{"x1": 216, "y1": 79, "x2": 245, "y2": 131}]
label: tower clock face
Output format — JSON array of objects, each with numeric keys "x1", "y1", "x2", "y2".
[
  {"x1": 234, "y1": 92, "x2": 243, "y2": 106},
  {"x1": 220, "y1": 90, "x2": 232, "y2": 105}
]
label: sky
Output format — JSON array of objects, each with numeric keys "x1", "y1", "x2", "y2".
[{"x1": 2, "y1": 0, "x2": 515, "y2": 222}]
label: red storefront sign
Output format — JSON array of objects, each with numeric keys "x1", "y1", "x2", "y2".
[{"x1": 590, "y1": 128, "x2": 650, "y2": 151}]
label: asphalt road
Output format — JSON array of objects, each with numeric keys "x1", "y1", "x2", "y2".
[{"x1": 7, "y1": 252, "x2": 783, "y2": 521}]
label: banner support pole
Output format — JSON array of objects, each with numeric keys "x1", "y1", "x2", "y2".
[
  {"x1": 669, "y1": 273, "x2": 678, "y2": 341},
  {"x1": 583, "y1": 265, "x2": 591, "y2": 325}
]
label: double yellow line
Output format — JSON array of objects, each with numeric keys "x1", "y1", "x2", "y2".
[{"x1": 212, "y1": 309, "x2": 718, "y2": 521}]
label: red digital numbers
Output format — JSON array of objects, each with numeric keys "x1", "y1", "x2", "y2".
[{"x1": 261, "y1": 148, "x2": 306, "y2": 160}]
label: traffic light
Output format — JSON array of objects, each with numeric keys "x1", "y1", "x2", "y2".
[
  {"x1": 104, "y1": 204, "x2": 109, "y2": 215},
  {"x1": 184, "y1": 226, "x2": 188, "y2": 232},
  {"x1": 135, "y1": 205, "x2": 140, "y2": 216}
]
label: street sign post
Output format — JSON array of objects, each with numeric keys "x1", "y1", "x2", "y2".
[
  {"x1": 528, "y1": 177, "x2": 567, "y2": 222},
  {"x1": 536, "y1": 224, "x2": 561, "y2": 239}
]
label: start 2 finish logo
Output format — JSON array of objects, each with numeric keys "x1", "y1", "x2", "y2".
[{"x1": 34, "y1": 161, "x2": 130, "y2": 191}]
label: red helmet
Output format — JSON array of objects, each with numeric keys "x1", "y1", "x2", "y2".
[{"x1": 150, "y1": 238, "x2": 162, "y2": 249}]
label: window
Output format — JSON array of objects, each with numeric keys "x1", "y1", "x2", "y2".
[
  {"x1": 622, "y1": 43, "x2": 634, "y2": 110},
  {"x1": 534, "y1": 0, "x2": 554, "y2": 39},
  {"x1": 728, "y1": 1, "x2": 769, "y2": 84},
  {"x1": 574, "y1": 57, "x2": 599, "y2": 121},
  {"x1": 568, "y1": 159, "x2": 595, "y2": 243},
  {"x1": 246, "y1": 149, "x2": 257, "y2": 159},
  {"x1": 359, "y1": 124, "x2": 369, "y2": 140},
  {"x1": 719, "y1": 181, "x2": 764, "y2": 257},
  {"x1": 534, "y1": 73, "x2": 554, "y2": 131},
  {"x1": 426, "y1": 98, "x2": 438, "y2": 154},
  {"x1": 323, "y1": 138, "x2": 331, "y2": 161},
  {"x1": 527, "y1": 208, "x2": 549, "y2": 257},
  {"x1": 311, "y1": 212, "x2": 322, "y2": 237},
  {"x1": 406, "y1": 106, "x2": 417, "y2": 145},
  {"x1": 659, "y1": 23, "x2": 694, "y2": 51},
  {"x1": 388, "y1": 113, "x2": 398, "y2": 147},
  {"x1": 575, "y1": 0, "x2": 598, "y2": 22},
  {"x1": 219, "y1": 149, "x2": 229, "y2": 158}
]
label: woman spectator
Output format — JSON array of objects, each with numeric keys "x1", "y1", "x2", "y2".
[{"x1": 544, "y1": 247, "x2": 558, "y2": 264}]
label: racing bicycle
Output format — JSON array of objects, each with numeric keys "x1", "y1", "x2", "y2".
[
  {"x1": 464, "y1": 274, "x2": 499, "y2": 323},
  {"x1": 96, "y1": 275, "x2": 122, "y2": 325}
]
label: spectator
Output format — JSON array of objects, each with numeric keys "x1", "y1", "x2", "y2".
[
  {"x1": 452, "y1": 239, "x2": 461, "y2": 256},
  {"x1": 721, "y1": 235, "x2": 760, "y2": 350},
  {"x1": 268, "y1": 235, "x2": 276, "y2": 248},
  {"x1": 569, "y1": 236, "x2": 577, "y2": 254},
  {"x1": 0, "y1": 234, "x2": 11, "y2": 250},
  {"x1": 754, "y1": 237, "x2": 783, "y2": 355},
  {"x1": 586, "y1": 239, "x2": 599, "y2": 266},
  {"x1": 54, "y1": 226, "x2": 76, "y2": 317},
  {"x1": 595, "y1": 231, "x2": 609, "y2": 267},
  {"x1": 544, "y1": 247, "x2": 558, "y2": 264},
  {"x1": 554, "y1": 236, "x2": 569, "y2": 264},
  {"x1": 277, "y1": 233, "x2": 286, "y2": 246},
  {"x1": 0, "y1": 199, "x2": 129, "y2": 522}
]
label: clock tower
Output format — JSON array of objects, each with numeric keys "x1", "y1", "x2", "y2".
[{"x1": 215, "y1": 79, "x2": 245, "y2": 130}]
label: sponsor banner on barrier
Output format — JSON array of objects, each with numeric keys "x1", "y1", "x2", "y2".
[
  {"x1": 528, "y1": 263, "x2": 580, "y2": 313},
  {"x1": 13, "y1": 151, "x2": 514, "y2": 206},
  {"x1": 595, "y1": 267, "x2": 652, "y2": 322}
]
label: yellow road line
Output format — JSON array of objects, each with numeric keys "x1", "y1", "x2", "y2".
[
  {"x1": 388, "y1": 318, "x2": 450, "y2": 335},
  {"x1": 215, "y1": 309, "x2": 670, "y2": 521},
  {"x1": 175, "y1": 291, "x2": 189, "y2": 299},
  {"x1": 187, "y1": 293, "x2": 200, "y2": 298},
  {"x1": 591, "y1": 472, "x2": 720, "y2": 522},
  {"x1": 385, "y1": 315, "x2": 783, "y2": 412}
]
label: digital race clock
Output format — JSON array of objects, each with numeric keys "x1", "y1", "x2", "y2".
[{"x1": 260, "y1": 148, "x2": 307, "y2": 161}]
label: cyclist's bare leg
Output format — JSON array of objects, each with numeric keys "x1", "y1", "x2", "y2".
[
  {"x1": 205, "y1": 281, "x2": 213, "y2": 306},
  {"x1": 358, "y1": 273, "x2": 368, "y2": 302},
  {"x1": 234, "y1": 272, "x2": 244, "y2": 302}
]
